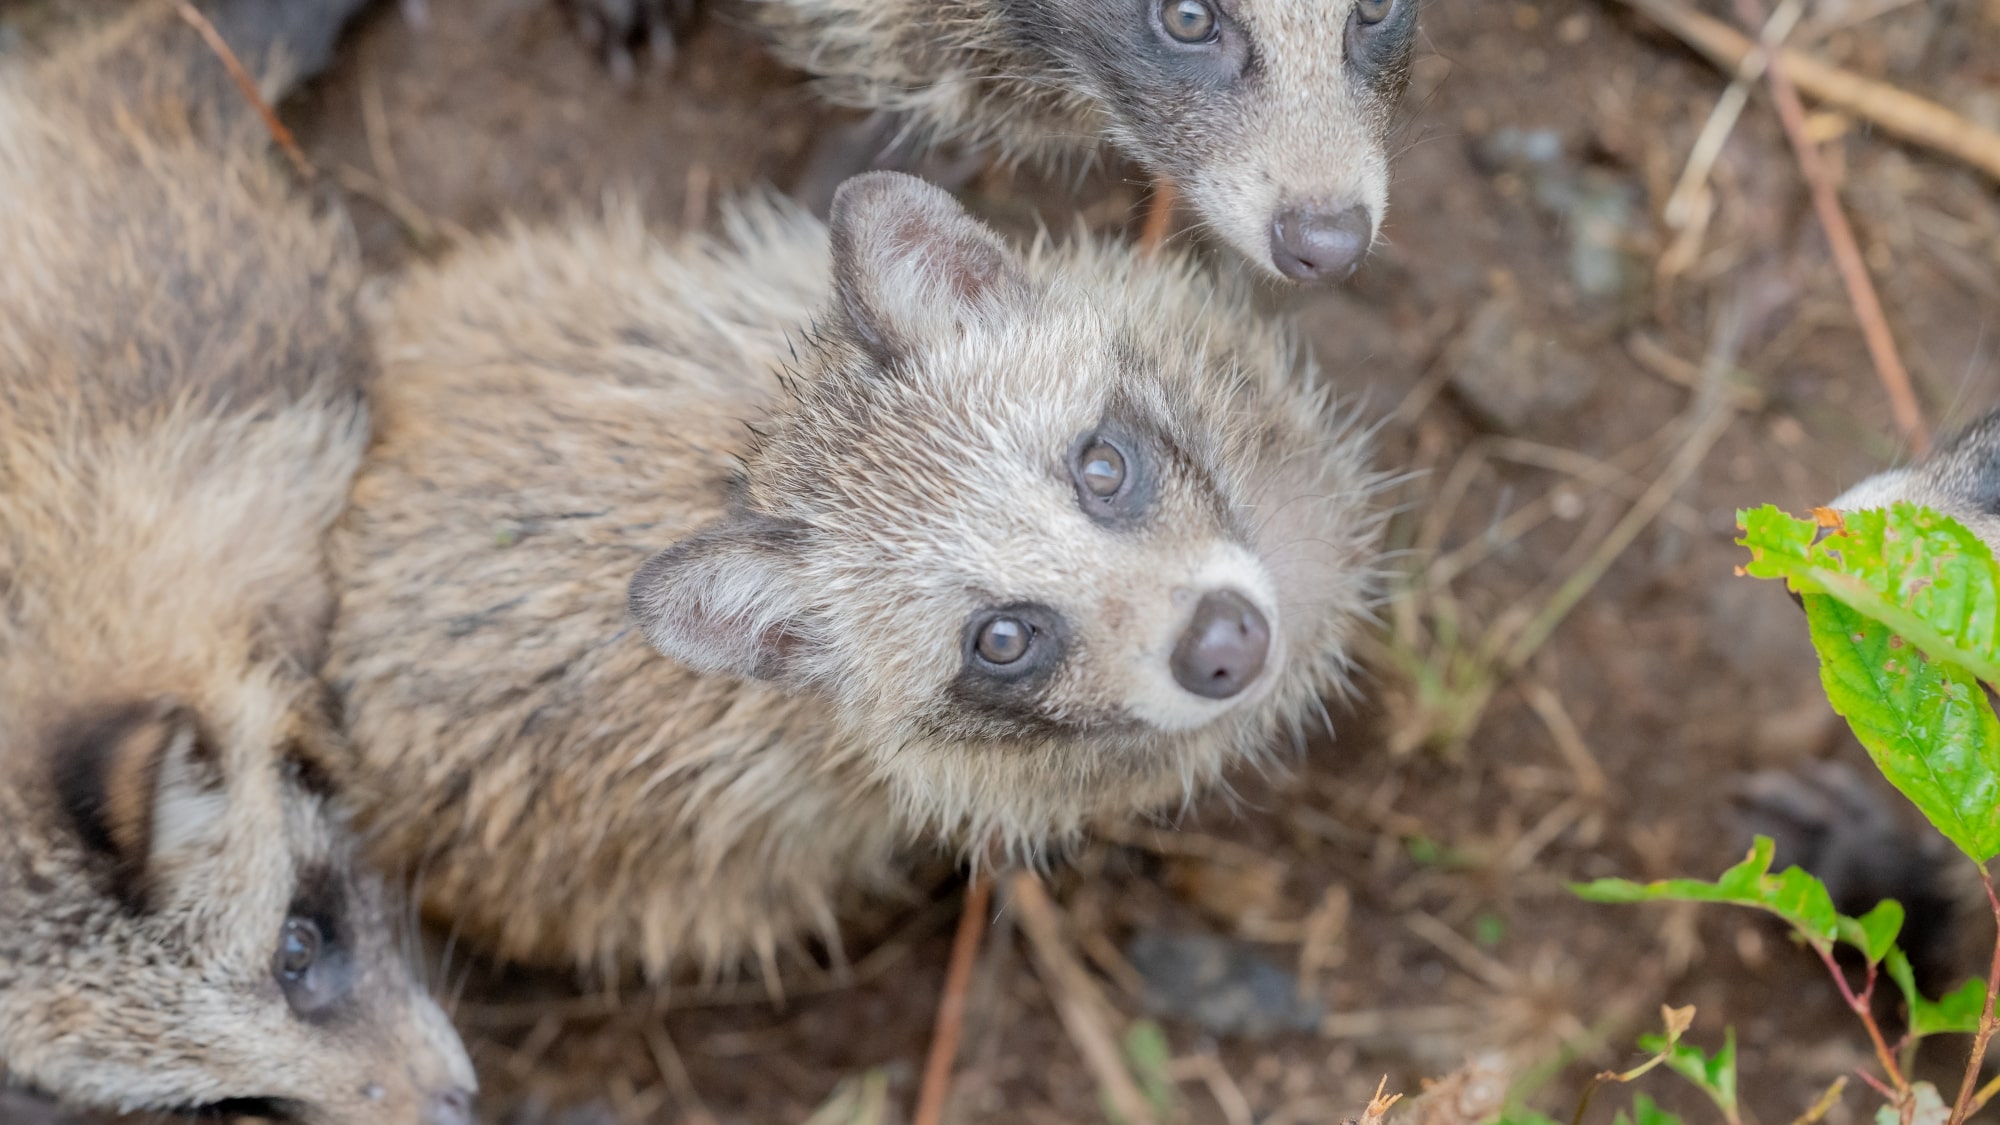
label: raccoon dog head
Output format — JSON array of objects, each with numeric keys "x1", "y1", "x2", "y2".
[
  {"x1": 1006, "y1": 0, "x2": 1417, "y2": 284},
  {"x1": 632, "y1": 172, "x2": 1380, "y2": 855},
  {"x1": 7, "y1": 692, "x2": 475, "y2": 1125}
]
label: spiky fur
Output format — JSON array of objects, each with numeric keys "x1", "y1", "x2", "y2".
[
  {"x1": 327, "y1": 173, "x2": 1384, "y2": 984},
  {"x1": 0, "y1": 3, "x2": 472, "y2": 1120},
  {"x1": 748, "y1": 0, "x2": 1417, "y2": 279}
]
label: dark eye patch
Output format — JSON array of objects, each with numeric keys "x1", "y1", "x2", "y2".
[
  {"x1": 276, "y1": 865, "x2": 357, "y2": 1025},
  {"x1": 1069, "y1": 423, "x2": 1154, "y2": 527},
  {"x1": 947, "y1": 602, "x2": 1070, "y2": 736},
  {"x1": 1345, "y1": 0, "x2": 1418, "y2": 98}
]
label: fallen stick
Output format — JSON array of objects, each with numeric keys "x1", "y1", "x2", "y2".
[
  {"x1": 1139, "y1": 179, "x2": 1179, "y2": 253},
  {"x1": 1010, "y1": 873, "x2": 1158, "y2": 1125},
  {"x1": 912, "y1": 873, "x2": 996, "y2": 1125},
  {"x1": 170, "y1": 0, "x2": 315, "y2": 180},
  {"x1": 1611, "y1": 0, "x2": 2000, "y2": 183},
  {"x1": 1730, "y1": 0, "x2": 1928, "y2": 453}
]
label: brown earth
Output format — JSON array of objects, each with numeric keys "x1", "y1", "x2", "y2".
[{"x1": 16, "y1": 0, "x2": 2000, "y2": 1121}]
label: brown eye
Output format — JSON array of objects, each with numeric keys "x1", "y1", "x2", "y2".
[
  {"x1": 1078, "y1": 440, "x2": 1127, "y2": 499},
  {"x1": 1354, "y1": 0, "x2": 1393, "y2": 23},
  {"x1": 1160, "y1": 0, "x2": 1217, "y2": 43},
  {"x1": 976, "y1": 616, "x2": 1032, "y2": 665},
  {"x1": 275, "y1": 917, "x2": 321, "y2": 981}
]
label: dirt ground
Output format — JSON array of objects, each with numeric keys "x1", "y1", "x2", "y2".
[{"x1": 14, "y1": 0, "x2": 2000, "y2": 1121}]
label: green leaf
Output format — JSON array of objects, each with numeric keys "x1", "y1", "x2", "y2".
[
  {"x1": 1805, "y1": 593, "x2": 2000, "y2": 862},
  {"x1": 1573, "y1": 837, "x2": 1840, "y2": 951},
  {"x1": 1612, "y1": 1094, "x2": 1686, "y2": 1125},
  {"x1": 1120, "y1": 1020, "x2": 1178, "y2": 1119},
  {"x1": 1738, "y1": 502, "x2": 2000, "y2": 684},
  {"x1": 1886, "y1": 948, "x2": 1989, "y2": 1039},
  {"x1": 1636, "y1": 1028, "x2": 1736, "y2": 1120},
  {"x1": 1836, "y1": 899, "x2": 1904, "y2": 966}
]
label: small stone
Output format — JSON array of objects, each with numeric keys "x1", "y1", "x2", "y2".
[
  {"x1": 1446, "y1": 296, "x2": 1602, "y2": 434},
  {"x1": 1125, "y1": 929, "x2": 1323, "y2": 1039}
]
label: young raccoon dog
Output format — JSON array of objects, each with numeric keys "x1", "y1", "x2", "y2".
[
  {"x1": 327, "y1": 171, "x2": 1383, "y2": 983},
  {"x1": 573, "y1": 0, "x2": 1418, "y2": 285},
  {"x1": 0, "y1": 2, "x2": 475, "y2": 1121}
]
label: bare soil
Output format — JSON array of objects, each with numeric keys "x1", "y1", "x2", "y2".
[{"x1": 20, "y1": 0, "x2": 2000, "y2": 1121}]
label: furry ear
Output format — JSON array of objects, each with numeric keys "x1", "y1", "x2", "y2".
[
  {"x1": 51, "y1": 698, "x2": 227, "y2": 912},
  {"x1": 629, "y1": 514, "x2": 821, "y2": 684},
  {"x1": 828, "y1": 171, "x2": 1030, "y2": 365}
]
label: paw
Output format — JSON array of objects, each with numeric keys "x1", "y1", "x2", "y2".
[{"x1": 561, "y1": 0, "x2": 695, "y2": 82}]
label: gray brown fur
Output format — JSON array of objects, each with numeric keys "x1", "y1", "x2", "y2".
[
  {"x1": 743, "y1": 0, "x2": 1418, "y2": 281},
  {"x1": 326, "y1": 173, "x2": 1383, "y2": 982},
  {"x1": 0, "y1": 3, "x2": 473, "y2": 1120},
  {"x1": 1829, "y1": 409, "x2": 2000, "y2": 543}
]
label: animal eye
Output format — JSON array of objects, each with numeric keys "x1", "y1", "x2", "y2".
[
  {"x1": 1158, "y1": 0, "x2": 1218, "y2": 43},
  {"x1": 1353, "y1": 0, "x2": 1393, "y2": 24},
  {"x1": 1077, "y1": 439, "x2": 1127, "y2": 499},
  {"x1": 976, "y1": 616, "x2": 1033, "y2": 665},
  {"x1": 275, "y1": 917, "x2": 321, "y2": 982}
]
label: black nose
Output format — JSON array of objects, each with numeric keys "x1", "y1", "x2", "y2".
[
  {"x1": 426, "y1": 1087, "x2": 476, "y2": 1125},
  {"x1": 1171, "y1": 590, "x2": 1271, "y2": 700},
  {"x1": 1269, "y1": 204, "x2": 1372, "y2": 283}
]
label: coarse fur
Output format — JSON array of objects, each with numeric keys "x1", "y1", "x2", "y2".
[
  {"x1": 743, "y1": 0, "x2": 1419, "y2": 281},
  {"x1": 327, "y1": 172, "x2": 1384, "y2": 983},
  {"x1": 0, "y1": 3, "x2": 474, "y2": 1121}
]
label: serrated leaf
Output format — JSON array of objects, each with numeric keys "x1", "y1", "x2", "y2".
[
  {"x1": 1636, "y1": 1028, "x2": 1736, "y2": 1119},
  {"x1": 1738, "y1": 502, "x2": 2000, "y2": 684},
  {"x1": 1573, "y1": 837, "x2": 1839, "y2": 951},
  {"x1": 1836, "y1": 899, "x2": 1904, "y2": 966},
  {"x1": 1805, "y1": 593, "x2": 2000, "y2": 862},
  {"x1": 1875, "y1": 1081, "x2": 1951, "y2": 1125}
]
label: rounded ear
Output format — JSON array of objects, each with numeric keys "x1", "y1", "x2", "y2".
[
  {"x1": 827, "y1": 171, "x2": 1030, "y2": 366},
  {"x1": 628, "y1": 514, "x2": 822, "y2": 684},
  {"x1": 50, "y1": 698, "x2": 227, "y2": 912}
]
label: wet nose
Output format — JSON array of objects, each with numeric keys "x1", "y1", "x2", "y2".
[
  {"x1": 1171, "y1": 590, "x2": 1271, "y2": 700},
  {"x1": 425, "y1": 1087, "x2": 476, "y2": 1125},
  {"x1": 1269, "y1": 204, "x2": 1372, "y2": 283}
]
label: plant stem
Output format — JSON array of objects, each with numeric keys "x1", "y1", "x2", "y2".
[
  {"x1": 1947, "y1": 876, "x2": 2000, "y2": 1125},
  {"x1": 1815, "y1": 944, "x2": 1908, "y2": 1095}
]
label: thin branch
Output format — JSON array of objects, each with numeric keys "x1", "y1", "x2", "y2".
[
  {"x1": 912, "y1": 874, "x2": 996, "y2": 1125},
  {"x1": 1726, "y1": 0, "x2": 1926, "y2": 453},
  {"x1": 1947, "y1": 875, "x2": 2000, "y2": 1125},
  {"x1": 1010, "y1": 873, "x2": 1158, "y2": 1125},
  {"x1": 1139, "y1": 179, "x2": 1179, "y2": 253},
  {"x1": 170, "y1": 0, "x2": 316, "y2": 180},
  {"x1": 1608, "y1": 0, "x2": 2000, "y2": 183}
]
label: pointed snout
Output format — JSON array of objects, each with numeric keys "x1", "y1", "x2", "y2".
[
  {"x1": 1269, "y1": 204, "x2": 1373, "y2": 284},
  {"x1": 1171, "y1": 590, "x2": 1271, "y2": 700}
]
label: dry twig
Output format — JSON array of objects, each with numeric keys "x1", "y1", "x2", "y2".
[
  {"x1": 912, "y1": 874, "x2": 996, "y2": 1125},
  {"x1": 1010, "y1": 873, "x2": 1158, "y2": 1125},
  {"x1": 170, "y1": 0, "x2": 315, "y2": 179},
  {"x1": 1610, "y1": 0, "x2": 2000, "y2": 183},
  {"x1": 1726, "y1": 0, "x2": 1927, "y2": 453},
  {"x1": 1139, "y1": 179, "x2": 1180, "y2": 252}
]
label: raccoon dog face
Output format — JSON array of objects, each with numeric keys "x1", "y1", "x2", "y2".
[
  {"x1": 632, "y1": 172, "x2": 1379, "y2": 849},
  {"x1": 1003, "y1": 0, "x2": 1418, "y2": 283},
  {"x1": 8, "y1": 691, "x2": 475, "y2": 1124}
]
